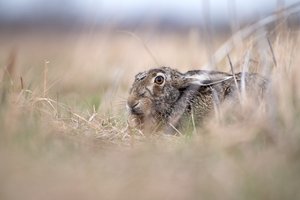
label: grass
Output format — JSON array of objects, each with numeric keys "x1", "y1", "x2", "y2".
[{"x1": 1, "y1": 21, "x2": 300, "y2": 199}]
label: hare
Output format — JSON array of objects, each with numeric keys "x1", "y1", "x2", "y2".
[{"x1": 127, "y1": 67, "x2": 267, "y2": 132}]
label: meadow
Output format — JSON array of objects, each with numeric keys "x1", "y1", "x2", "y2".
[{"x1": 1, "y1": 18, "x2": 300, "y2": 199}]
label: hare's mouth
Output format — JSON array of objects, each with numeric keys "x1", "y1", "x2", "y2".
[
  {"x1": 130, "y1": 108, "x2": 144, "y2": 116},
  {"x1": 127, "y1": 102, "x2": 144, "y2": 116}
]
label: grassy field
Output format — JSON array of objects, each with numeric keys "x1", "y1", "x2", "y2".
[{"x1": 1, "y1": 24, "x2": 300, "y2": 200}]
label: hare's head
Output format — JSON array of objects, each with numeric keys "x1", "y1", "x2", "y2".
[{"x1": 127, "y1": 67, "x2": 185, "y2": 128}]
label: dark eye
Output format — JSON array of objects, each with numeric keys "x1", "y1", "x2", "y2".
[{"x1": 154, "y1": 75, "x2": 164, "y2": 85}]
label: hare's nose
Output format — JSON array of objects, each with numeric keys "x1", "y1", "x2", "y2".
[
  {"x1": 128, "y1": 101, "x2": 140, "y2": 110},
  {"x1": 131, "y1": 102, "x2": 139, "y2": 109},
  {"x1": 127, "y1": 100, "x2": 142, "y2": 114}
]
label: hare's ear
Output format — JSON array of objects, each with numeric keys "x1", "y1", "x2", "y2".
[
  {"x1": 135, "y1": 71, "x2": 147, "y2": 81},
  {"x1": 179, "y1": 71, "x2": 234, "y2": 88}
]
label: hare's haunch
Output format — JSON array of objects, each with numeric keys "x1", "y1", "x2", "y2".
[{"x1": 127, "y1": 67, "x2": 267, "y2": 131}]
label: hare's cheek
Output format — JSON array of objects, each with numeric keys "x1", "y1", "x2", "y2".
[
  {"x1": 152, "y1": 85, "x2": 165, "y2": 96},
  {"x1": 166, "y1": 89, "x2": 180, "y2": 103},
  {"x1": 141, "y1": 98, "x2": 153, "y2": 115}
]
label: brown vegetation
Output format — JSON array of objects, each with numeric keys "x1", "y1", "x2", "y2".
[{"x1": 1, "y1": 15, "x2": 300, "y2": 199}]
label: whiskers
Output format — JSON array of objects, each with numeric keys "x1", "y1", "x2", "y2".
[{"x1": 113, "y1": 96, "x2": 128, "y2": 113}]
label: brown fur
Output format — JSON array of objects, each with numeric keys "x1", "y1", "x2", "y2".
[{"x1": 127, "y1": 67, "x2": 267, "y2": 132}]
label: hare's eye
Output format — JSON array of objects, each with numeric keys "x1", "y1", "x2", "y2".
[{"x1": 154, "y1": 75, "x2": 164, "y2": 85}]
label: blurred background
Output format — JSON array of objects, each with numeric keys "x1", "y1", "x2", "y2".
[
  {"x1": 0, "y1": 0, "x2": 299, "y2": 33},
  {"x1": 0, "y1": 0, "x2": 299, "y2": 110},
  {"x1": 0, "y1": 0, "x2": 299, "y2": 113}
]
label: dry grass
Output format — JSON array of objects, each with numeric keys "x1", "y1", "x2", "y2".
[{"x1": 1, "y1": 20, "x2": 300, "y2": 199}]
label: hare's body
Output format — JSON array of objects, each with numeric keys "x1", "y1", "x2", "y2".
[{"x1": 127, "y1": 67, "x2": 267, "y2": 131}]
